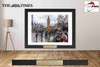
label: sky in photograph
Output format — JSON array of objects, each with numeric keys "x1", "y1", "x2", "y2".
[
  {"x1": 33, "y1": 15, "x2": 57, "y2": 27},
  {"x1": 31, "y1": 13, "x2": 68, "y2": 27}
]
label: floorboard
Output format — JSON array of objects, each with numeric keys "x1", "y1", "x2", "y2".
[{"x1": 0, "y1": 51, "x2": 100, "y2": 67}]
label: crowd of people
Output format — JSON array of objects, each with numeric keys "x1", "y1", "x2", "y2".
[
  {"x1": 35, "y1": 29, "x2": 56, "y2": 41},
  {"x1": 34, "y1": 28, "x2": 68, "y2": 42},
  {"x1": 35, "y1": 30, "x2": 44, "y2": 41},
  {"x1": 56, "y1": 30, "x2": 68, "y2": 42}
]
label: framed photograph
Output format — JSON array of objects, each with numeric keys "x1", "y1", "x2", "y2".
[{"x1": 25, "y1": 9, "x2": 75, "y2": 49}]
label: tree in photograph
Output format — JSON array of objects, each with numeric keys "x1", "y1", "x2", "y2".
[{"x1": 57, "y1": 15, "x2": 68, "y2": 31}]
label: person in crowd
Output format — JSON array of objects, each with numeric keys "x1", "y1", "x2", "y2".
[
  {"x1": 64, "y1": 30, "x2": 68, "y2": 39},
  {"x1": 61, "y1": 32, "x2": 65, "y2": 39},
  {"x1": 45, "y1": 31, "x2": 47, "y2": 37},
  {"x1": 41, "y1": 30, "x2": 43, "y2": 39},
  {"x1": 60, "y1": 31, "x2": 68, "y2": 42},
  {"x1": 63, "y1": 36, "x2": 68, "y2": 42},
  {"x1": 56, "y1": 33, "x2": 61, "y2": 42},
  {"x1": 60, "y1": 38, "x2": 63, "y2": 42},
  {"x1": 35, "y1": 31, "x2": 38, "y2": 42},
  {"x1": 41, "y1": 30, "x2": 43, "y2": 42}
]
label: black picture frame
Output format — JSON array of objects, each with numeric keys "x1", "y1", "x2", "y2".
[{"x1": 25, "y1": 9, "x2": 75, "y2": 49}]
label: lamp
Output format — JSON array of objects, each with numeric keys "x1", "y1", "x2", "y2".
[{"x1": 2, "y1": 19, "x2": 15, "y2": 51}]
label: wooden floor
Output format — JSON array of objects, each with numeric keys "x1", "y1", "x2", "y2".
[{"x1": 0, "y1": 51, "x2": 100, "y2": 67}]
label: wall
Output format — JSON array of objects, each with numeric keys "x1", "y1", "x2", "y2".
[
  {"x1": 0, "y1": 0, "x2": 4, "y2": 50},
  {"x1": 0, "y1": 0, "x2": 100, "y2": 50},
  {"x1": 76, "y1": 0, "x2": 100, "y2": 50}
]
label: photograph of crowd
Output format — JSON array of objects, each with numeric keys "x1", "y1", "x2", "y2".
[{"x1": 31, "y1": 14, "x2": 68, "y2": 42}]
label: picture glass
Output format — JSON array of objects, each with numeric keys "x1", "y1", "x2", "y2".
[{"x1": 28, "y1": 12, "x2": 72, "y2": 45}]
